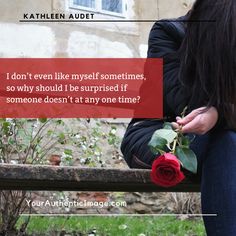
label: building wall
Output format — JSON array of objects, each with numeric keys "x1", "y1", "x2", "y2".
[{"x1": 0, "y1": 0, "x2": 194, "y2": 58}]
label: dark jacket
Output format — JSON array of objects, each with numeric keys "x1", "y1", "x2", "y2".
[
  {"x1": 121, "y1": 17, "x2": 225, "y2": 170},
  {"x1": 130, "y1": 17, "x2": 189, "y2": 127},
  {"x1": 148, "y1": 18, "x2": 189, "y2": 119},
  {"x1": 121, "y1": 17, "x2": 189, "y2": 168}
]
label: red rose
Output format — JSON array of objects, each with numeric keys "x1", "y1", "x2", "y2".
[{"x1": 151, "y1": 153, "x2": 185, "y2": 187}]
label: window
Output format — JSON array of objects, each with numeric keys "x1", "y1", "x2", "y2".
[
  {"x1": 70, "y1": 0, "x2": 126, "y2": 17},
  {"x1": 73, "y1": 0, "x2": 95, "y2": 8},
  {"x1": 102, "y1": 0, "x2": 122, "y2": 14}
]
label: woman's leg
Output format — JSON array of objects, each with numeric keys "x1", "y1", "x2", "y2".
[
  {"x1": 201, "y1": 130, "x2": 236, "y2": 235},
  {"x1": 122, "y1": 122, "x2": 236, "y2": 234}
]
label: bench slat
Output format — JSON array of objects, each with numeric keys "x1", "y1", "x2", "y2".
[{"x1": 0, "y1": 164, "x2": 200, "y2": 192}]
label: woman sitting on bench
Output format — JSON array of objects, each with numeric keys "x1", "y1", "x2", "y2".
[{"x1": 121, "y1": 0, "x2": 236, "y2": 235}]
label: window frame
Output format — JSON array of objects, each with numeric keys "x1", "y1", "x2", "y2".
[{"x1": 69, "y1": 0, "x2": 127, "y2": 18}]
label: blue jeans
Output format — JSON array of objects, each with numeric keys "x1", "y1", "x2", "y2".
[
  {"x1": 121, "y1": 121, "x2": 236, "y2": 235},
  {"x1": 194, "y1": 130, "x2": 236, "y2": 235}
]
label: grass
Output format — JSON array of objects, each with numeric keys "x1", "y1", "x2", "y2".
[{"x1": 17, "y1": 216, "x2": 206, "y2": 236}]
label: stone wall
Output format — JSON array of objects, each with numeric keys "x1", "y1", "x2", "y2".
[{"x1": 0, "y1": 0, "x2": 194, "y2": 58}]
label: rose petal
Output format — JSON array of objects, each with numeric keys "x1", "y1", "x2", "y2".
[{"x1": 150, "y1": 153, "x2": 185, "y2": 187}]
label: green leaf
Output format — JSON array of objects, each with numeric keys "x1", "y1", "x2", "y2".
[
  {"x1": 0, "y1": 119, "x2": 6, "y2": 123},
  {"x1": 47, "y1": 130, "x2": 53, "y2": 136},
  {"x1": 38, "y1": 118, "x2": 47, "y2": 123},
  {"x1": 180, "y1": 135, "x2": 191, "y2": 148},
  {"x1": 148, "y1": 136, "x2": 167, "y2": 155},
  {"x1": 176, "y1": 147, "x2": 198, "y2": 174},
  {"x1": 2, "y1": 121, "x2": 11, "y2": 135},
  {"x1": 152, "y1": 129, "x2": 177, "y2": 144},
  {"x1": 58, "y1": 133, "x2": 66, "y2": 144},
  {"x1": 64, "y1": 149, "x2": 73, "y2": 156},
  {"x1": 182, "y1": 136, "x2": 190, "y2": 146},
  {"x1": 163, "y1": 122, "x2": 173, "y2": 130},
  {"x1": 56, "y1": 119, "x2": 65, "y2": 125}
]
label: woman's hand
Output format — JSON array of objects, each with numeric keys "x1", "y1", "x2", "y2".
[{"x1": 172, "y1": 107, "x2": 218, "y2": 135}]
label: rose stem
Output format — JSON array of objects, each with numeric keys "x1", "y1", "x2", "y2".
[{"x1": 171, "y1": 138, "x2": 178, "y2": 154}]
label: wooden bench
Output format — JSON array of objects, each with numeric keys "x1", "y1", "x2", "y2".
[{"x1": 0, "y1": 164, "x2": 200, "y2": 192}]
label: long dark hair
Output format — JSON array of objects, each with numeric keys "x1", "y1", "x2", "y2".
[{"x1": 179, "y1": 0, "x2": 236, "y2": 128}]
